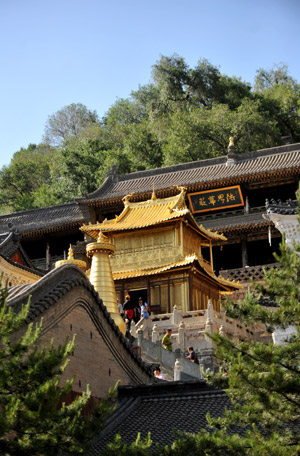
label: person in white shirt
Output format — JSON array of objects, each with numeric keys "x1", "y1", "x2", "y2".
[{"x1": 154, "y1": 367, "x2": 165, "y2": 380}]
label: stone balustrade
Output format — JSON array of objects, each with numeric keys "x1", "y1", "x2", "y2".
[
  {"x1": 135, "y1": 328, "x2": 216, "y2": 380},
  {"x1": 134, "y1": 300, "x2": 264, "y2": 354}
]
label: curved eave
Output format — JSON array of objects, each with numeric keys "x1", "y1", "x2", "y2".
[
  {"x1": 112, "y1": 254, "x2": 242, "y2": 292},
  {"x1": 1, "y1": 254, "x2": 44, "y2": 278},
  {"x1": 81, "y1": 213, "x2": 226, "y2": 243},
  {"x1": 80, "y1": 212, "x2": 187, "y2": 239},
  {"x1": 19, "y1": 220, "x2": 83, "y2": 239}
]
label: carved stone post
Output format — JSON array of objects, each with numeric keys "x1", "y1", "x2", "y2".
[
  {"x1": 205, "y1": 300, "x2": 214, "y2": 348},
  {"x1": 174, "y1": 359, "x2": 182, "y2": 381},
  {"x1": 130, "y1": 322, "x2": 137, "y2": 338},
  {"x1": 178, "y1": 320, "x2": 185, "y2": 352},
  {"x1": 137, "y1": 328, "x2": 144, "y2": 348},
  {"x1": 155, "y1": 340, "x2": 162, "y2": 362},
  {"x1": 219, "y1": 325, "x2": 225, "y2": 337},
  {"x1": 152, "y1": 324, "x2": 159, "y2": 343},
  {"x1": 199, "y1": 361, "x2": 205, "y2": 380},
  {"x1": 172, "y1": 305, "x2": 180, "y2": 326}
]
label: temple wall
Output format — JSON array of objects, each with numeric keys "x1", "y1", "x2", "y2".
[
  {"x1": 39, "y1": 305, "x2": 132, "y2": 399},
  {"x1": 110, "y1": 226, "x2": 181, "y2": 272},
  {"x1": 182, "y1": 225, "x2": 202, "y2": 258},
  {"x1": 191, "y1": 275, "x2": 220, "y2": 311},
  {"x1": 30, "y1": 284, "x2": 152, "y2": 399}
]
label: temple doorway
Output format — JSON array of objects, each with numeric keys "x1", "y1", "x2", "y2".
[{"x1": 129, "y1": 288, "x2": 148, "y2": 308}]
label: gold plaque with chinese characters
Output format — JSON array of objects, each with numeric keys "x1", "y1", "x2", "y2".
[{"x1": 188, "y1": 186, "x2": 244, "y2": 214}]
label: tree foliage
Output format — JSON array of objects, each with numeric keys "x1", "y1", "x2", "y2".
[
  {"x1": 0, "y1": 284, "x2": 115, "y2": 455},
  {"x1": 1, "y1": 57, "x2": 300, "y2": 213},
  {"x1": 44, "y1": 103, "x2": 99, "y2": 146}
]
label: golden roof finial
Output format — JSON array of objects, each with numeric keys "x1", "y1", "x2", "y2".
[
  {"x1": 55, "y1": 243, "x2": 86, "y2": 271},
  {"x1": 68, "y1": 244, "x2": 74, "y2": 260},
  {"x1": 97, "y1": 230, "x2": 108, "y2": 243},
  {"x1": 151, "y1": 183, "x2": 157, "y2": 200}
]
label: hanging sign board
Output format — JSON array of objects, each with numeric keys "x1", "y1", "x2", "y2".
[{"x1": 188, "y1": 185, "x2": 244, "y2": 214}]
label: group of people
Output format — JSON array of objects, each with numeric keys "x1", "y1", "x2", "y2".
[
  {"x1": 118, "y1": 295, "x2": 151, "y2": 337},
  {"x1": 162, "y1": 329, "x2": 199, "y2": 363},
  {"x1": 156, "y1": 329, "x2": 199, "y2": 380},
  {"x1": 118, "y1": 299, "x2": 200, "y2": 375}
]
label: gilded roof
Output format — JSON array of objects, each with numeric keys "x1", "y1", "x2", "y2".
[
  {"x1": 80, "y1": 188, "x2": 226, "y2": 241},
  {"x1": 112, "y1": 254, "x2": 242, "y2": 291}
]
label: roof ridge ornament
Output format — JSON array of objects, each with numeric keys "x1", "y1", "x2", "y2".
[
  {"x1": 172, "y1": 185, "x2": 187, "y2": 211},
  {"x1": 151, "y1": 183, "x2": 157, "y2": 201},
  {"x1": 122, "y1": 192, "x2": 135, "y2": 207},
  {"x1": 226, "y1": 137, "x2": 237, "y2": 166},
  {"x1": 106, "y1": 164, "x2": 118, "y2": 181}
]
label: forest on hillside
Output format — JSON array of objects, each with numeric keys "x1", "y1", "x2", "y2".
[{"x1": 1, "y1": 55, "x2": 300, "y2": 214}]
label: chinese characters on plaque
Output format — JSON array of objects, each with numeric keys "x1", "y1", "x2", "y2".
[{"x1": 188, "y1": 186, "x2": 244, "y2": 214}]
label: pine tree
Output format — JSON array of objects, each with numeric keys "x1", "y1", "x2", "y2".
[
  {"x1": 163, "y1": 205, "x2": 300, "y2": 454},
  {"x1": 0, "y1": 285, "x2": 115, "y2": 455}
]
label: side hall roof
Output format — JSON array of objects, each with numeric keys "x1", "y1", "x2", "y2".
[{"x1": 0, "y1": 202, "x2": 84, "y2": 238}]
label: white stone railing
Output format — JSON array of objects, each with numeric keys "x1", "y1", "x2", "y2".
[
  {"x1": 134, "y1": 329, "x2": 215, "y2": 380},
  {"x1": 134, "y1": 300, "x2": 260, "y2": 353}
]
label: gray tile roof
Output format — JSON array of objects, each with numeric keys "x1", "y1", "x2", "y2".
[
  {"x1": 0, "y1": 202, "x2": 84, "y2": 237},
  {"x1": 0, "y1": 231, "x2": 44, "y2": 275},
  {"x1": 87, "y1": 381, "x2": 235, "y2": 454},
  {"x1": 82, "y1": 143, "x2": 300, "y2": 204},
  {"x1": 201, "y1": 211, "x2": 268, "y2": 233},
  {"x1": 266, "y1": 199, "x2": 299, "y2": 215}
]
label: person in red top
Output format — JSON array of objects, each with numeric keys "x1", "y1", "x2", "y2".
[{"x1": 123, "y1": 295, "x2": 135, "y2": 336}]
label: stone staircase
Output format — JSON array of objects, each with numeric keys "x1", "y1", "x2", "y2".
[{"x1": 132, "y1": 330, "x2": 216, "y2": 381}]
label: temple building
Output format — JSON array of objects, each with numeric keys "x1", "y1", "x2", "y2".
[
  {"x1": 80, "y1": 187, "x2": 241, "y2": 313},
  {"x1": 0, "y1": 141, "x2": 299, "y2": 288}
]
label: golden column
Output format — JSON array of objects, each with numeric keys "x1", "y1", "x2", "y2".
[{"x1": 86, "y1": 231, "x2": 126, "y2": 335}]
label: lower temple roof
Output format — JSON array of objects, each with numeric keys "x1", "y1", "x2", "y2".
[
  {"x1": 112, "y1": 254, "x2": 242, "y2": 292},
  {"x1": 87, "y1": 381, "x2": 237, "y2": 454}
]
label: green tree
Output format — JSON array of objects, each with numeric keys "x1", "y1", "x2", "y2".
[
  {"x1": 162, "y1": 99, "x2": 280, "y2": 165},
  {"x1": 152, "y1": 55, "x2": 252, "y2": 110},
  {"x1": 44, "y1": 103, "x2": 99, "y2": 146},
  {"x1": 0, "y1": 144, "x2": 55, "y2": 212},
  {"x1": 254, "y1": 64, "x2": 300, "y2": 142},
  {"x1": 0, "y1": 285, "x2": 115, "y2": 455},
  {"x1": 254, "y1": 63, "x2": 295, "y2": 92}
]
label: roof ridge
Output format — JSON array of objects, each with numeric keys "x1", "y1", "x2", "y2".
[
  {"x1": 0, "y1": 201, "x2": 79, "y2": 220},
  {"x1": 86, "y1": 142, "x2": 300, "y2": 189}
]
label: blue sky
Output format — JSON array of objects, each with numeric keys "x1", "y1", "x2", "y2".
[{"x1": 0, "y1": 0, "x2": 299, "y2": 169}]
